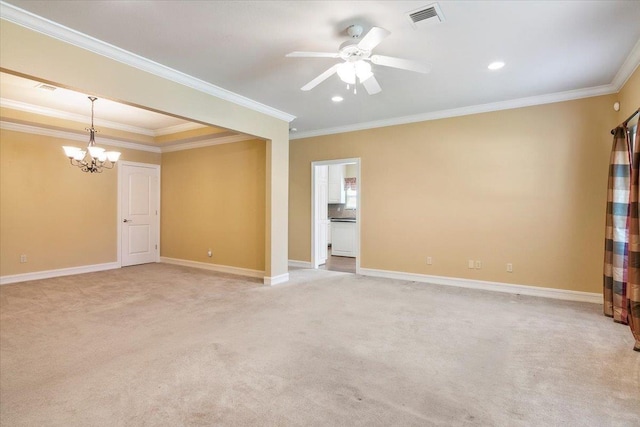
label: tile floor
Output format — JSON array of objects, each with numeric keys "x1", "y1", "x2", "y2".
[{"x1": 319, "y1": 247, "x2": 356, "y2": 274}]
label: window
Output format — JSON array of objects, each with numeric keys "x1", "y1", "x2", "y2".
[
  {"x1": 629, "y1": 121, "x2": 638, "y2": 155},
  {"x1": 344, "y1": 178, "x2": 357, "y2": 209}
]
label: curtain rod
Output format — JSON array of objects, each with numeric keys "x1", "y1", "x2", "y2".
[{"x1": 611, "y1": 108, "x2": 640, "y2": 135}]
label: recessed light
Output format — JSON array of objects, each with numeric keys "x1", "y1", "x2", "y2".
[
  {"x1": 488, "y1": 61, "x2": 505, "y2": 71},
  {"x1": 331, "y1": 96, "x2": 344, "y2": 103}
]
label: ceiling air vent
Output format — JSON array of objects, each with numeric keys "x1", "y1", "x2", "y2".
[
  {"x1": 35, "y1": 83, "x2": 58, "y2": 92},
  {"x1": 406, "y1": 3, "x2": 445, "y2": 29}
]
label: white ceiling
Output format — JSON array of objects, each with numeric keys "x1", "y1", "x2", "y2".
[
  {"x1": 0, "y1": 73, "x2": 201, "y2": 136},
  {"x1": 1, "y1": 1, "x2": 639, "y2": 137}
]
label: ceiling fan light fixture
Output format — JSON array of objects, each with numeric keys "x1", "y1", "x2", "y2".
[
  {"x1": 288, "y1": 26, "x2": 427, "y2": 95},
  {"x1": 337, "y1": 62, "x2": 356, "y2": 85},
  {"x1": 358, "y1": 70, "x2": 373, "y2": 83},
  {"x1": 355, "y1": 60, "x2": 373, "y2": 83},
  {"x1": 337, "y1": 60, "x2": 374, "y2": 85}
]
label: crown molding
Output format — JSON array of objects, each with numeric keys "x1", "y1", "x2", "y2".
[
  {"x1": 0, "y1": 120, "x2": 162, "y2": 153},
  {"x1": 292, "y1": 34, "x2": 640, "y2": 140},
  {"x1": 160, "y1": 134, "x2": 255, "y2": 153},
  {"x1": 0, "y1": 98, "x2": 156, "y2": 136},
  {"x1": 154, "y1": 121, "x2": 207, "y2": 136},
  {"x1": 0, "y1": 2, "x2": 296, "y2": 124},
  {"x1": 2, "y1": 1, "x2": 636, "y2": 141},
  {"x1": 1, "y1": 119, "x2": 253, "y2": 153},
  {"x1": 291, "y1": 84, "x2": 617, "y2": 140},
  {"x1": 612, "y1": 37, "x2": 640, "y2": 90},
  {"x1": 1, "y1": 98, "x2": 208, "y2": 137}
]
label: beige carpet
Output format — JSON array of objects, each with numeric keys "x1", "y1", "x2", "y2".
[{"x1": 1, "y1": 264, "x2": 638, "y2": 426}]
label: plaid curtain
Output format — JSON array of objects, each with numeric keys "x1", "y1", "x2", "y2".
[
  {"x1": 626, "y1": 124, "x2": 640, "y2": 351},
  {"x1": 603, "y1": 127, "x2": 631, "y2": 323}
]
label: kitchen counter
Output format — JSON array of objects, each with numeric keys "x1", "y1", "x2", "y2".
[{"x1": 330, "y1": 218, "x2": 356, "y2": 223}]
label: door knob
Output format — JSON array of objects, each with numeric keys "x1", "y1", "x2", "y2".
[{"x1": 123, "y1": 219, "x2": 132, "y2": 223}]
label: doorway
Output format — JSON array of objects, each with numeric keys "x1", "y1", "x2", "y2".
[
  {"x1": 118, "y1": 161, "x2": 160, "y2": 267},
  {"x1": 311, "y1": 158, "x2": 360, "y2": 274}
]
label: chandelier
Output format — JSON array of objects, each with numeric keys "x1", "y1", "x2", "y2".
[{"x1": 62, "y1": 96, "x2": 121, "y2": 173}]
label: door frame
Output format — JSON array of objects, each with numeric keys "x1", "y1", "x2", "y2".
[
  {"x1": 117, "y1": 161, "x2": 161, "y2": 267},
  {"x1": 310, "y1": 158, "x2": 361, "y2": 273},
  {"x1": 314, "y1": 164, "x2": 329, "y2": 267}
]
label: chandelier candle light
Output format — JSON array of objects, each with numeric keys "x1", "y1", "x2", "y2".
[{"x1": 62, "y1": 96, "x2": 121, "y2": 173}]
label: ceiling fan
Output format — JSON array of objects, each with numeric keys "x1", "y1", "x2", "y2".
[{"x1": 286, "y1": 24, "x2": 430, "y2": 95}]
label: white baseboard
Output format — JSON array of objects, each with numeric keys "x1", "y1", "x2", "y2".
[
  {"x1": 0, "y1": 262, "x2": 120, "y2": 285},
  {"x1": 358, "y1": 268, "x2": 602, "y2": 304},
  {"x1": 1, "y1": 259, "x2": 597, "y2": 304},
  {"x1": 264, "y1": 273, "x2": 290, "y2": 286},
  {"x1": 288, "y1": 260, "x2": 313, "y2": 268},
  {"x1": 160, "y1": 257, "x2": 264, "y2": 279}
]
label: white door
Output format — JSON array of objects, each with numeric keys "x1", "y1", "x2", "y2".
[
  {"x1": 315, "y1": 165, "x2": 329, "y2": 266},
  {"x1": 121, "y1": 163, "x2": 159, "y2": 267}
]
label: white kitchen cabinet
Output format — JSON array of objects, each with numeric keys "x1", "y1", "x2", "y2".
[
  {"x1": 327, "y1": 221, "x2": 332, "y2": 245},
  {"x1": 331, "y1": 221, "x2": 356, "y2": 257},
  {"x1": 328, "y1": 164, "x2": 345, "y2": 204}
]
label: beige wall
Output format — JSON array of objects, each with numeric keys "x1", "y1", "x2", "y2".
[
  {"x1": 154, "y1": 125, "x2": 229, "y2": 145},
  {"x1": 1, "y1": 19, "x2": 633, "y2": 284},
  {"x1": 290, "y1": 94, "x2": 621, "y2": 293},
  {"x1": 617, "y1": 65, "x2": 640, "y2": 123},
  {"x1": 161, "y1": 140, "x2": 266, "y2": 271},
  {"x1": 0, "y1": 123, "x2": 267, "y2": 277},
  {"x1": 1, "y1": 20, "x2": 290, "y2": 279},
  {"x1": 0, "y1": 129, "x2": 160, "y2": 276}
]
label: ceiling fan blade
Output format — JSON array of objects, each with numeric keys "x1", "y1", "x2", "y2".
[
  {"x1": 371, "y1": 55, "x2": 430, "y2": 74},
  {"x1": 357, "y1": 27, "x2": 391, "y2": 51},
  {"x1": 301, "y1": 64, "x2": 339, "y2": 91},
  {"x1": 286, "y1": 51, "x2": 340, "y2": 58},
  {"x1": 361, "y1": 75, "x2": 382, "y2": 95}
]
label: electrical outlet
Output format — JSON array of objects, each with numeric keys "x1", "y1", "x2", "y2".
[
  {"x1": 426, "y1": 257, "x2": 432, "y2": 265},
  {"x1": 507, "y1": 263, "x2": 513, "y2": 273},
  {"x1": 475, "y1": 260, "x2": 482, "y2": 269},
  {"x1": 207, "y1": 249, "x2": 213, "y2": 257},
  {"x1": 468, "y1": 260, "x2": 474, "y2": 269},
  {"x1": 20, "y1": 254, "x2": 27, "y2": 263}
]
